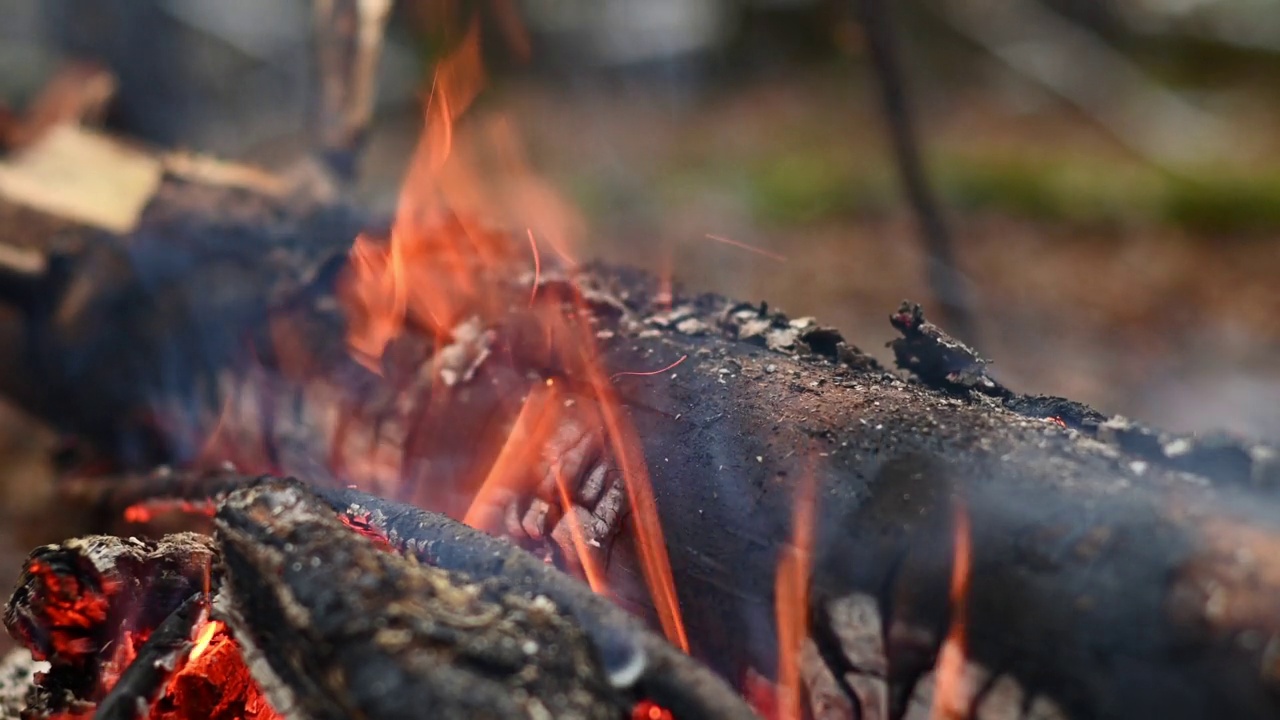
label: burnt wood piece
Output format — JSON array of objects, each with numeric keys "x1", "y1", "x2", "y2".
[
  {"x1": 2, "y1": 533, "x2": 216, "y2": 716},
  {"x1": 579, "y1": 272, "x2": 1280, "y2": 719},
  {"x1": 92, "y1": 593, "x2": 206, "y2": 720},
  {"x1": 0, "y1": 182, "x2": 368, "y2": 472},
  {"x1": 213, "y1": 477, "x2": 631, "y2": 720},
  {"x1": 2, "y1": 534, "x2": 216, "y2": 667},
  {"x1": 61, "y1": 469, "x2": 760, "y2": 720},
  {"x1": 4, "y1": 174, "x2": 1280, "y2": 718},
  {"x1": 316, "y1": 484, "x2": 760, "y2": 720}
]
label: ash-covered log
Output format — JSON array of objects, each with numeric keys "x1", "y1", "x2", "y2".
[
  {"x1": 215, "y1": 477, "x2": 636, "y2": 720},
  {"x1": 2, "y1": 158, "x2": 1280, "y2": 720},
  {"x1": 4, "y1": 476, "x2": 755, "y2": 720}
]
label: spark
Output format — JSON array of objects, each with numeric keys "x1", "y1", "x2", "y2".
[
  {"x1": 609, "y1": 355, "x2": 687, "y2": 383},
  {"x1": 704, "y1": 233, "x2": 787, "y2": 263}
]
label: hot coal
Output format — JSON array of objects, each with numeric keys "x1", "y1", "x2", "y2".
[{"x1": 2, "y1": 534, "x2": 216, "y2": 717}]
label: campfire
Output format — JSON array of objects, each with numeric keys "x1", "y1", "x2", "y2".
[{"x1": 3, "y1": 4, "x2": 1280, "y2": 720}]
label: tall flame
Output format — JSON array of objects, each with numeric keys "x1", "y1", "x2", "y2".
[{"x1": 337, "y1": 15, "x2": 687, "y2": 650}]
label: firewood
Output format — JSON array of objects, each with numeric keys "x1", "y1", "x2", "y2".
[
  {"x1": 1, "y1": 162, "x2": 1280, "y2": 718},
  {"x1": 5, "y1": 477, "x2": 752, "y2": 719},
  {"x1": 1, "y1": 534, "x2": 215, "y2": 717}
]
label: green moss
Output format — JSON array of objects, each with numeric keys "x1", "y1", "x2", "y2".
[
  {"x1": 744, "y1": 152, "x2": 894, "y2": 225},
  {"x1": 1162, "y1": 173, "x2": 1280, "y2": 235},
  {"x1": 560, "y1": 125, "x2": 1280, "y2": 237},
  {"x1": 935, "y1": 155, "x2": 1164, "y2": 227}
]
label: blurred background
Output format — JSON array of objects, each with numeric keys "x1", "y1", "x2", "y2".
[{"x1": 1, "y1": 0, "x2": 1278, "y2": 463}]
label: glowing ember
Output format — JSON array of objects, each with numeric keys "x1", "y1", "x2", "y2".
[
  {"x1": 153, "y1": 619, "x2": 280, "y2": 720},
  {"x1": 123, "y1": 499, "x2": 218, "y2": 524},
  {"x1": 930, "y1": 502, "x2": 973, "y2": 720},
  {"x1": 631, "y1": 700, "x2": 675, "y2": 720},
  {"x1": 773, "y1": 468, "x2": 817, "y2": 720}
]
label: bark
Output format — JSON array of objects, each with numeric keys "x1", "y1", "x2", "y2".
[
  {"x1": 213, "y1": 479, "x2": 630, "y2": 720},
  {"x1": 2, "y1": 172, "x2": 1280, "y2": 719}
]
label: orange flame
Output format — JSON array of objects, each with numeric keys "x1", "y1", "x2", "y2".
[
  {"x1": 337, "y1": 14, "x2": 688, "y2": 651},
  {"x1": 773, "y1": 468, "x2": 817, "y2": 720},
  {"x1": 463, "y1": 381, "x2": 563, "y2": 530},
  {"x1": 930, "y1": 502, "x2": 972, "y2": 720},
  {"x1": 552, "y1": 462, "x2": 608, "y2": 594}
]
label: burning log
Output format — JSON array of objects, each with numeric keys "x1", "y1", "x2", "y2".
[
  {"x1": 2, "y1": 534, "x2": 215, "y2": 717},
  {"x1": 4, "y1": 476, "x2": 753, "y2": 720},
  {"x1": 2, "y1": 139, "x2": 1280, "y2": 718}
]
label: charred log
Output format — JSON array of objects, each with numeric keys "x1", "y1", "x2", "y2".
[
  {"x1": 1, "y1": 533, "x2": 215, "y2": 716},
  {"x1": 93, "y1": 593, "x2": 208, "y2": 720},
  {"x1": 5, "y1": 476, "x2": 749, "y2": 720},
  {"x1": 79, "y1": 469, "x2": 761, "y2": 720},
  {"x1": 214, "y1": 477, "x2": 631, "y2": 720}
]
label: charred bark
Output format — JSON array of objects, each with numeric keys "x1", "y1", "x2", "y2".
[
  {"x1": 4, "y1": 476, "x2": 751, "y2": 720},
  {"x1": 1, "y1": 533, "x2": 215, "y2": 716},
  {"x1": 214, "y1": 478, "x2": 630, "y2": 720},
  {"x1": 2, "y1": 173, "x2": 1280, "y2": 719}
]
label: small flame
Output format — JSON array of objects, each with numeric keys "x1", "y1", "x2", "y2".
[
  {"x1": 189, "y1": 620, "x2": 223, "y2": 663},
  {"x1": 773, "y1": 468, "x2": 817, "y2": 720},
  {"x1": 930, "y1": 502, "x2": 973, "y2": 720}
]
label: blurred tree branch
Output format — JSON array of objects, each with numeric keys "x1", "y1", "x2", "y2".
[{"x1": 855, "y1": 0, "x2": 978, "y2": 345}]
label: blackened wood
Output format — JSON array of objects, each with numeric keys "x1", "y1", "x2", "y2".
[
  {"x1": 58, "y1": 468, "x2": 760, "y2": 718},
  {"x1": 0, "y1": 180, "x2": 367, "y2": 471},
  {"x1": 213, "y1": 477, "x2": 629, "y2": 720},
  {"x1": 92, "y1": 593, "x2": 206, "y2": 720},
  {"x1": 313, "y1": 483, "x2": 761, "y2": 720},
  {"x1": 2, "y1": 534, "x2": 214, "y2": 717},
  {"x1": 574, "y1": 271, "x2": 1280, "y2": 719},
  {"x1": 3, "y1": 534, "x2": 214, "y2": 671}
]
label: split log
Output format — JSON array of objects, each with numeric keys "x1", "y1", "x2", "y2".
[{"x1": 2, "y1": 164, "x2": 1280, "y2": 719}]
